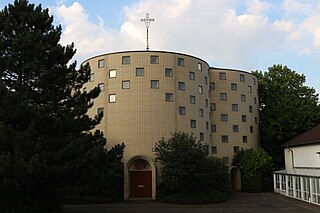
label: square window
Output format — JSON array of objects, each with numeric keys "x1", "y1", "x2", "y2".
[
  {"x1": 109, "y1": 69, "x2": 116, "y2": 78},
  {"x1": 121, "y1": 80, "x2": 130, "y2": 89},
  {"x1": 97, "y1": 107, "x2": 104, "y2": 115},
  {"x1": 109, "y1": 94, "x2": 116, "y2": 103},
  {"x1": 250, "y1": 126, "x2": 254, "y2": 133},
  {"x1": 151, "y1": 80, "x2": 159, "y2": 89},
  {"x1": 221, "y1": 114, "x2": 228, "y2": 121},
  {"x1": 241, "y1": 94, "x2": 246, "y2": 102},
  {"x1": 98, "y1": 59, "x2": 105, "y2": 68},
  {"x1": 178, "y1": 58, "x2": 185, "y2": 66},
  {"x1": 219, "y1": 72, "x2": 226, "y2": 80},
  {"x1": 242, "y1": 115, "x2": 247, "y2": 122},
  {"x1": 178, "y1": 82, "x2": 185, "y2": 91},
  {"x1": 210, "y1": 82, "x2": 215, "y2": 90},
  {"x1": 210, "y1": 103, "x2": 216, "y2": 111},
  {"x1": 98, "y1": 83, "x2": 104, "y2": 92},
  {"x1": 90, "y1": 73, "x2": 95, "y2": 82},
  {"x1": 199, "y1": 85, "x2": 203, "y2": 94},
  {"x1": 231, "y1": 83, "x2": 237, "y2": 91},
  {"x1": 233, "y1": 125, "x2": 239, "y2": 132},
  {"x1": 220, "y1": 93, "x2": 227, "y2": 100},
  {"x1": 232, "y1": 104, "x2": 238, "y2": 111},
  {"x1": 221, "y1": 135, "x2": 228, "y2": 143},
  {"x1": 204, "y1": 76, "x2": 208, "y2": 85},
  {"x1": 179, "y1": 106, "x2": 186, "y2": 115},
  {"x1": 198, "y1": 62, "x2": 202, "y2": 71},
  {"x1": 165, "y1": 93, "x2": 173, "y2": 102},
  {"x1": 165, "y1": 68, "x2": 173, "y2": 77},
  {"x1": 234, "y1": 146, "x2": 240, "y2": 154},
  {"x1": 150, "y1": 55, "x2": 159, "y2": 64},
  {"x1": 122, "y1": 56, "x2": 130, "y2": 64},
  {"x1": 243, "y1": 136, "x2": 248, "y2": 143},
  {"x1": 211, "y1": 124, "x2": 216, "y2": 132},
  {"x1": 199, "y1": 109, "x2": 204, "y2": 117},
  {"x1": 205, "y1": 99, "x2": 208, "y2": 107},
  {"x1": 248, "y1": 85, "x2": 252, "y2": 93},
  {"x1": 240, "y1": 74, "x2": 245, "y2": 82},
  {"x1": 249, "y1": 106, "x2": 253, "y2": 113},
  {"x1": 211, "y1": 146, "x2": 217, "y2": 154},
  {"x1": 190, "y1": 95, "x2": 196, "y2": 104},
  {"x1": 189, "y1": 71, "x2": 195, "y2": 80},
  {"x1": 136, "y1": 67, "x2": 144, "y2": 76},
  {"x1": 200, "y1": 133, "x2": 204, "y2": 141},
  {"x1": 190, "y1": 120, "x2": 196, "y2": 128}
]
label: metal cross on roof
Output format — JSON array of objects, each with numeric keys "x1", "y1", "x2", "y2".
[{"x1": 141, "y1": 13, "x2": 154, "y2": 51}]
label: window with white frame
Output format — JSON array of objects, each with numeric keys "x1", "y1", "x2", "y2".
[
  {"x1": 165, "y1": 68, "x2": 173, "y2": 77},
  {"x1": 198, "y1": 62, "x2": 202, "y2": 71},
  {"x1": 136, "y1": 67, "x2": 144, "y2": 76},
  {"x1": 281, "y1": 175, "x2": 286, "y2": 191},
  {"x1": 189, "y1": 71, "x2": 195, "y2": 80},
  {"x1": 151, "y1": 80, "x2": 159, "y2": 89},
  {"x1": 109, "y1": 94, "x2": 116, "y2": 103},
  {"x1": 150, "y1": 55, "x2": 159, "y2": 64},
  {"x1": 199, "y1": 85, "x2": 203, "y2": 94},
  {"x1": 122, "y1": 80, "x2": 130, "y2": 89},
  {"x1": 302, "y1": 177, "x2": 310, "y2": 201},
  {"x1": 288, "y1": 175, "x2": 294, "y2": 197},
  {"x1": 295, "y1": 176, "x2": 302, "y2": 199},
  {"x1": 109, "y1": 69, "x2": 116, "y2": 78},
  {"x1": 98, "y1": 83, "x2": 104, "y2": 92},
  {"x1": 90, "y1": 73, "x2": 95, "y2": 82},
  {"x1": 98, "y1": 59, "x2": 105, "y2": 68},
  {"x1": 275, "y1": 174, "x2": 280, "y2": 190}
]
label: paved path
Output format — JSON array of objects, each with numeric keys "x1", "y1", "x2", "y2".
[{"x1": 64, "y1": 192, "x2": 320, "y2": 213}]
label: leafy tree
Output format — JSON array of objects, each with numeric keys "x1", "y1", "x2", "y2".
[
  {"x1": 252, "y1": 65, "x2": 320, "y2": 168},
  {"x1": 233, "y1": 148, "x2": 273, "y2": 192},
  {"x1": 0, "y1": 1, "x2": 124, "y2": 212},
  {"x1": 155, "y1": 132, "x2": 231, "y2": 198}
]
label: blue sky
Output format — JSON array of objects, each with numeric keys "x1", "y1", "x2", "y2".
[{"x1": 1, "y1": 0, "x2": 319, "y2": 93}]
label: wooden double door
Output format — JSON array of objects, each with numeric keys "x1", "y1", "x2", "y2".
[{"x1": 130, "y1": 171, "x2": 152, "y2": 198}]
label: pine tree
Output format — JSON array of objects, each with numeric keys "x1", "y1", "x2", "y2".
[{"x1": 0, "y1": 1, "x2": 124, "y2": 212}]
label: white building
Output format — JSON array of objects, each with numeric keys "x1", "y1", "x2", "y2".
[{"x1": 273, "y1": 124, "x2": 320, "y2": 205}]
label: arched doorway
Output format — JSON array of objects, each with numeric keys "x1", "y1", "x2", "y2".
[
  {"x1": 129, "y1": 159, "x2": 152, "y2": 198},
  {"x1": 230, "y1": 166, "x2": 241, "y2": 191}
]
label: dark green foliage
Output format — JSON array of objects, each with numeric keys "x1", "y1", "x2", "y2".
[
  {"x1": 0, "y1": 1, "x2": 124, "y2": 212},
  {"x1": 155, "y1": 132, "x2": 231, "y2": 203},
  {"x1": 233, "y1": 149, "x2": 273, "y2": 192},
  {"x1": 252, "y1": 65, "x2": 320, "y2": 168}
]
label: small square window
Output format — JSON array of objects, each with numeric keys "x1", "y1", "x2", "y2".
[
  {"x1": 204, "y1": 76, "x2": 208, "y2": 85},
  {"x1": 198, "y1": 63, "x2": 202, "y2": 71},
  {"x1": 150, "y1": 55, "x2": 159, "y2": 64},
  {"x1": 233, "y1": 125, "x2": 239, "y2": 132},
  {"x1": 220, "y1": 93, "x2": 227, "y2": 100},
  {"x1": 211, "y1": 124, "x2": 216, "y2": 132},
  {"x1": 211, "y1": 146, "x2": 217, "y2": 154},
  {"x1": 165, "y1": 93, "x2": 173, "y2": 102},
  {"x1": 90, "y1": 73, "x2": 95, "y2": 82},
  {"x1": 136, "y1": 67, "x2": 144, "y2": 76},
  {"x1": 199, "y1": 109, "x2": 204, "y2": 117},
  {"x1": 221, "y1": 114, "x2": 228, "y2": 121},
  {"x1": 205, "y1": 99, "x2": 208, "y2": 107},
  {"x1": 234, "y1": 146, "x2": 240, "y2": 154},
  {"x1": 122, "y1": 80, "x2": 130, "y2": 89},
  {"x1": 98, "y1": 83, "x2": 104, "y2": 92},
  {"x1": 240, "y1": 74, "x2": 245, "y2": 82},
  {"x1": 179, "y1": 106, "x2": 186, "y2": 115},
  {"x1": 151, "y1": 80, "x2": 159, "y2": 89},
  {"x1": 221, "y1": 135, "x2": 228, "y2": 143},
  {"x1": 200, "y1": 133, "x2": 204, "y2": 141},
  {"x1": 122, "y1": 56, "x2": 130, "y2": 64},
  {"x1": 248, "y1": 85, "x2": 252, "y2": 93},
  {"x1": 199, "y1": 85, "x2": 203, "y2": 94},
  {"x1": 250, "y1": 126, "x2": 254, "y2": 133},
  {"x1": 209, "y1": 82, "x2": 215, "y2": 90},
  {"x1": 241, "y1": 94, "x2": 246, "y2": 102},
  {"x1": 231, "y1": 83, "x2": 237, "y2": 91},
  {"x1": 210, "y1": 103, "x2": 216, "y2": 111},
  {"x1": 249, "y1": 106, "x2": 253, "y2": 113},
  {"x1": 165, "y1": 68, "x2": 173, "y2": 77},
  {"x1": 232, "y1": 104, "x2": 238, "y2": 111},
  {"x1": 219, "y1": 72, "x2": 226, "y2": 80},
  {"x1": 98, "y1": 59, "x2": 105, "y2": 68},
  {"x1": 109, "y1": 94, "x2": 116, "y2": 103},
  {"x1": 189, "y1": 72, "x2": 195, "y2": 80},
  {"x1": 243, "y1": 136, "x2": 248, "y2": 143},
  {"x1": 190, "y1": 95, "x2": 196, "y2": 104},
  {"x1": 109, "y1": 69, "x2": 116, "y2": 78},
  {"x1": 178, "y1": 58, "x2": 185, "y2": 66},
  {"x1": 190, "y1": 120, "x2": 196, "y2": 128},
  {"x1": 242, "y1": 115, "x2": 247, "y2": 122},
  {"x1": 178, "y1": 82, "x2": 185, "y2": 91}
]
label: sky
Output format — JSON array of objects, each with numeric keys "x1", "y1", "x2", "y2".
[{"x1": 1, "y1": 0, "x2": 319, "y2": 93}]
